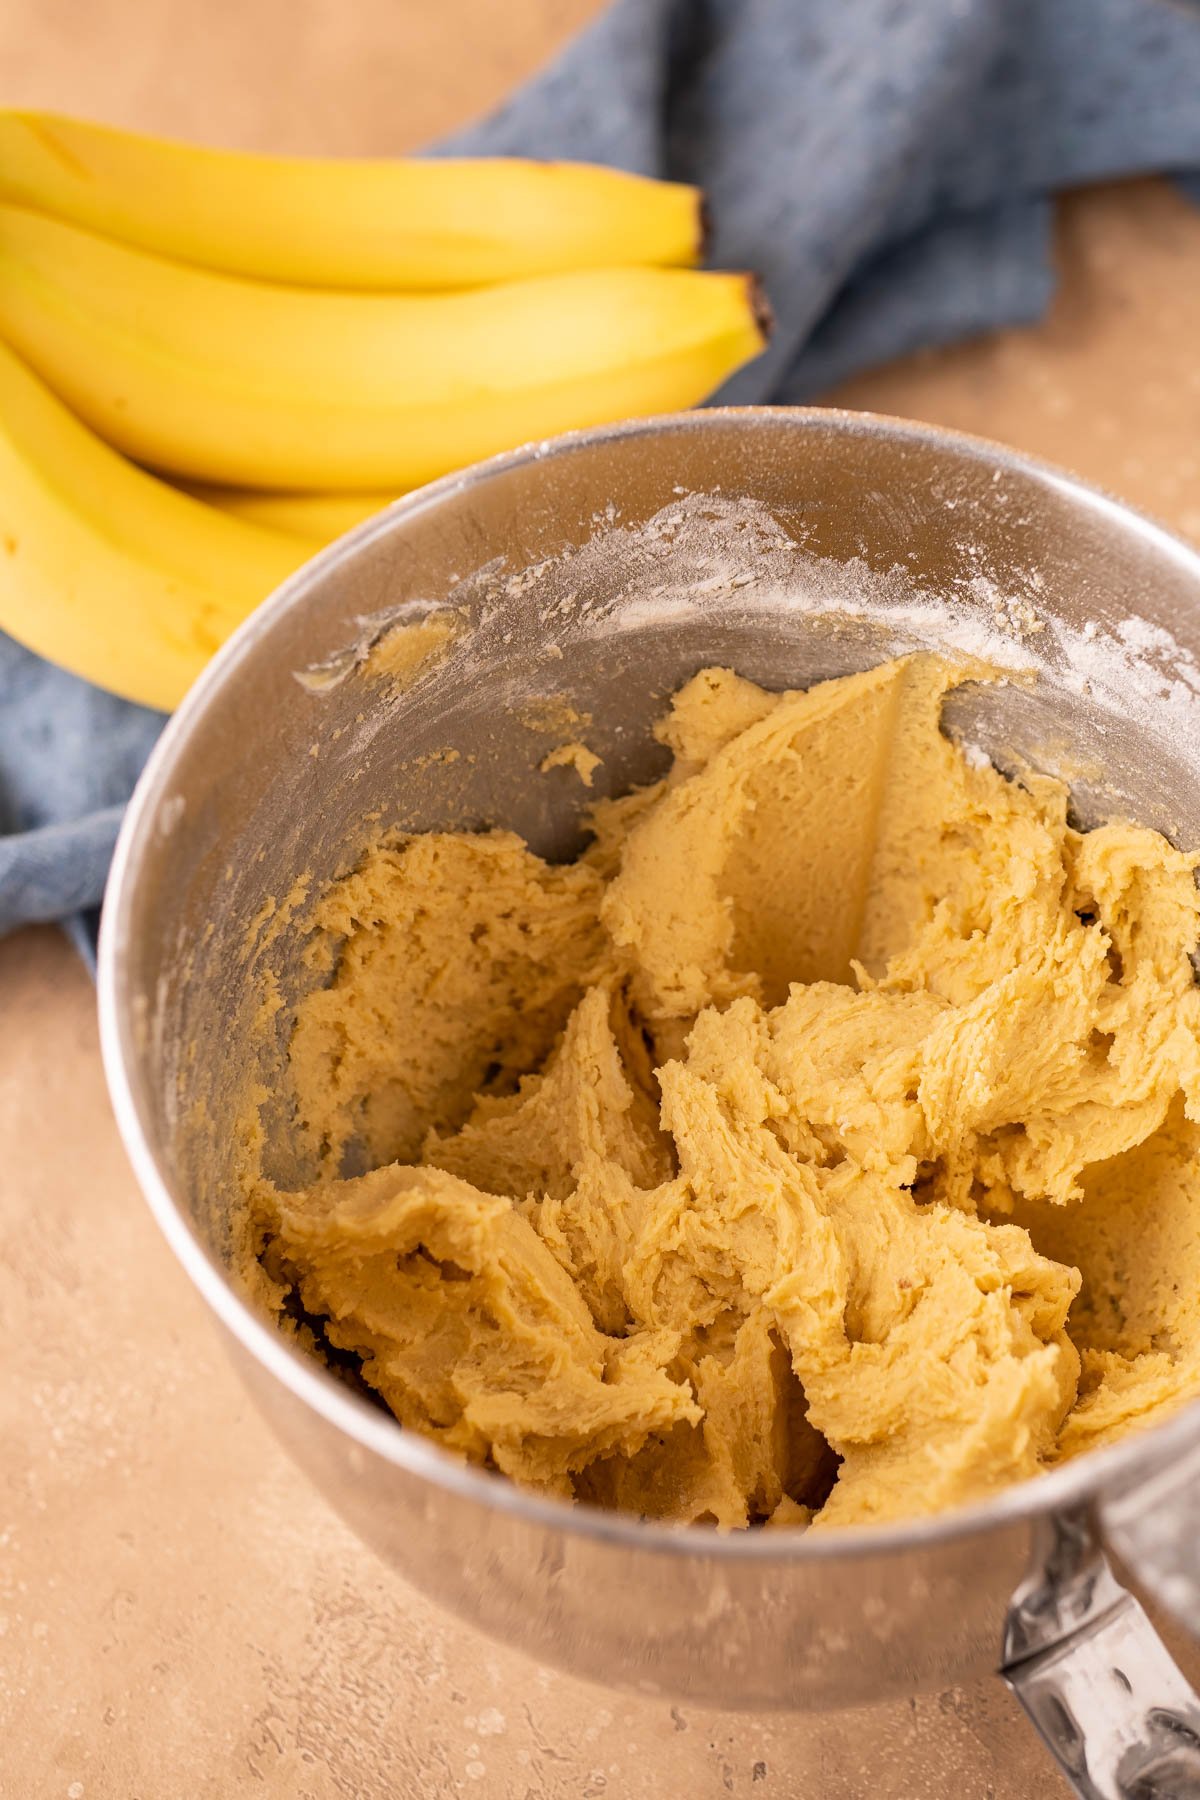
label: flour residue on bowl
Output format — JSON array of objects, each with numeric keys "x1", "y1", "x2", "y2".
[{"x1": 453, "y1": 488, "x2": 1200, "y2": 823}]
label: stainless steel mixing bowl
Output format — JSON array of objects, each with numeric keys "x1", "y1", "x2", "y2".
[{"x1": 99, "y1": 410, "x2": 1200, "y2": 1799}]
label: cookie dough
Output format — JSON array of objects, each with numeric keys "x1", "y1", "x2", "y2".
[{"x1": 246, "y1": 654, "x2": 1200, "y2": 1528}]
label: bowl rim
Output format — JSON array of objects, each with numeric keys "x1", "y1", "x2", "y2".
[{"x1": 97, "y1": 403, "x2": 1200, "y2": 1562}]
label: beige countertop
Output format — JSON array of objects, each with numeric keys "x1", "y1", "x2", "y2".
[{"x1": 3, "y1": 4, "x2": 1200, "y2": 1795}]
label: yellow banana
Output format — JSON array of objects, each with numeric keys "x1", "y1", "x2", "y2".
[
  {"x1": 0, "y1": 111, "x2": 704, "y2": 290},
  {"x1": 0, "y1": 205, "x2": 768, "y2": 490},
  {"x1": 0, "y1": 336, "x2": 306, "y2": 711},
  {"x1": 177, "y1": 482, "x2": 397, "y2": 545}
]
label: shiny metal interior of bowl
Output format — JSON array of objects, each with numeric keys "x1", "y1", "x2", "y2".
[{"x1": 104, "y1": 410, "x2": 1200, "y2": 1709}]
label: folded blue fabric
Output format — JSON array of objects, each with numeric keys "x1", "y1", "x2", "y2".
[{"x1": 4, "y1": 0, "x2": 1200, "y2": 957}]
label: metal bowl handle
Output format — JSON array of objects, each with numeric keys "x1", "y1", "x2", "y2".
[{"x1": 1001, "y1": 1499, "x2": 1200, "y2": 1797}]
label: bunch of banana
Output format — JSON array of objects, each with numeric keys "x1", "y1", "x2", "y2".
[
  {"x1": 0, "y1": 111, "x2": 770, "y2": 709},
  {"x1": 0, "y1": 111, "x2": 705, "y2": 288},
  {"x1": 0, "y1": 337, "x2": 304, "y2": 710}
]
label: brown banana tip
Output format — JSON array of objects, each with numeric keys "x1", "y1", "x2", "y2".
[
  {"x1": 697, "y1": 191, "x2": 713, "y2": 261},
  {"x1": 746, "y1": 273, "x2": 774, "y2": 344}
]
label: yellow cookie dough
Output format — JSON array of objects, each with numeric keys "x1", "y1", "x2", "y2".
[{"x1": 245, "y1": 654, "x2": 1200, "y2": 1529}]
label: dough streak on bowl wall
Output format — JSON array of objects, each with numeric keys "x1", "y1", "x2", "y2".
[{"x1": 233, "y1": 648, "x2": 1200, "y2": 1531}]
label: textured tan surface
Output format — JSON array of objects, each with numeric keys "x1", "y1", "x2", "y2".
[
  {"x1": 0, "y1": 0, "x2": 599, "y2": 155},
  {"x1": 4, "y1": 2, "x2": 1200, "y2": 1795}
]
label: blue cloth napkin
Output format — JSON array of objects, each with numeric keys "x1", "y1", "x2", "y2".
[{"x1": 5, "y1": 0, "x2": 1200, "y2": 955}]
